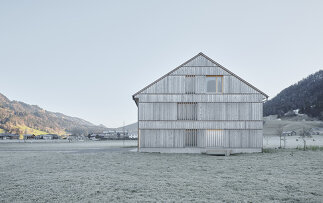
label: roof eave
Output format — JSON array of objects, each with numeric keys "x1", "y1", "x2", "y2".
[
  {"x1": 132, "y1": 53, "x2": 203, "y2": 98},
  {"x1": 198, "y1": 53, "x2": 269, "y2": 98}
]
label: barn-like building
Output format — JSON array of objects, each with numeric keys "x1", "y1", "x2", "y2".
[{"x1": 132, "y1": 53, "x2": 268, "y2": 154}]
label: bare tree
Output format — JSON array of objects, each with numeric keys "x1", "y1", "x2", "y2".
[
  {"x1": 264, "y1": 134, "x2": 270, "y2": 146},
  {"x1": 276, "y1": 124, "x2": 284, "y2": 149},
  {"x1": 299, "y1": 127, "x2": 312, "y2": 151}
]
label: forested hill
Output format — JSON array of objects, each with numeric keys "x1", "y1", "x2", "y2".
[
  {"x1": 264, "y1": 70, "x2": 323, "y2": 120},
  {"x1": 0, "y1": 93, "x2": 108, "y2": 135}
]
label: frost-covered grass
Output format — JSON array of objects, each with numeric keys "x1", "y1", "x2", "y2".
[{"x1": 0, "y1": 142, "x2": 322, "y2": 202}]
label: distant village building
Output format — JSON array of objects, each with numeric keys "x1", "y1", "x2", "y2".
[
  {"x1": 42, "y1": 134, "x2": 59, "y2": 140},
  {"x1": 0, "y1": 134, "x2": 10, "y2": 140},
  {"x1": 282, "y1": 131, "x2": 297, "y2": 136},
  {"x1": 133, "y1": 53, "x2": 268, "y2": 154},
  {"x1": 90, "y1": 130, "x2": 130, "y2": 140},
  {"x1": 23, "y1": 134, "x2": 35, "y2": 139},
  {"x1": 0, "y1": 134, "x2": 19, "y2": 140},
  {"x1": 128, "y1": 134, "x2": 138, "y2": 140}
]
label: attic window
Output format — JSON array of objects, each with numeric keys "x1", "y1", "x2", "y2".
[{"x1": 206, "y1": 76, "x2": 223, "y2": 93}]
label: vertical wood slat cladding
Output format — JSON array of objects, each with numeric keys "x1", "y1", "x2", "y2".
[
  {"x1": 141, "y1": 76, "x2": 185, "y2": 94},
  {"x1": 198, "y1": 103, "x2": 263, "y2": 120},
  {"x1": 134, "y1": 53, "x2": 266, "y2": 152},
  {"x1": 172, "y1": 66, "x2": 228, "y2": 75},
  {"x1": 204, "y1": 130, "x2": 224, "y2": 147},
  {"x1": 141, "y1": 75, "x2": 260, "y2": 94},
  {"x1": 185, "y1": 129, "x2": 198, "y2": 147},
  {"x1": 182, "y1": 55, "x2": 218, "y2": 67},
  {"x1": 177, "y1": 102, "x2": 197, "y2": 120},
  {"x1": 139, "y1": 103, "x2": 177, "y2": 120},
  {"x1": 224, "y1": 76, "x2": 259, "y2": 94},
  {"x1": 139, "y1": 129, "x2": 262, "y2": 148},
  {"x1": 140, "y1": 129, "x2": 185, "y2": 148},
  {"x1": 185, "y1": 75, "x2": 196, "y2": 94},
  {"x1": 137, "y1": 94, "x2": 264, "y2": 103},
  {"x1": 139, "y1": 103, "x2": 262, "y2": 121},
  {"x1": 139, "y1": 121, "x2": 263, "y2": 129}
]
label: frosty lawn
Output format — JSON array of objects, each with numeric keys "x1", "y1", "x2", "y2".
[{"x1": 0, "y1": 141, "x2": 322, "y2": 202}]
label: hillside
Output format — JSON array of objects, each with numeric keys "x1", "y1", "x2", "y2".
[
  {"x1": 0, "y1": 93, "x2": 108, "y2": 135},
  {"x1": 116, "y1": 122, "x2": 137, "y2": 133},
  {"x1": 264, "y1": 70, "x2": 323, "y2": 120}
]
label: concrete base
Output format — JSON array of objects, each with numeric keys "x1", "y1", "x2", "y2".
[
  {"x1": 205, "y1": 149, "x2": 232, "y2": 156},
  {"x1": 139, "y1": 147, "x2": 262, "y2": 154},
  {"x1": 139, "y1": 148, "x2": 202, "y2": 154}
]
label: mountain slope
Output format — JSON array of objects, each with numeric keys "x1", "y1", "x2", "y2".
[
  {"x1": 116, "y1": 122, "x2": 137, "y2": 133},
  {"x1": 0, "y1": 93, "x2": 108, "y2": 135},
  {"x1": 264, "y1": 70, "x2": 323, "y2": 119}
]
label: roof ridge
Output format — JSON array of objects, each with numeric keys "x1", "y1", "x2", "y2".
[{"x1": 132, "y1": 53, "x2": 268, "y2": 99}]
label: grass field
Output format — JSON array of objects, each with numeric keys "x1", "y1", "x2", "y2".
[
  {"x1": 0, "y1": 141, "x2": 322, "y2": 202},
  {"x1": 16, "y1": 125, "x2": 60, "y2": 136},
  {"x1": 0, "y1": 125, "x2": 66, "y2": 136},
  {"x1": 264, "y1": 119, "x2": 323, "y2": 137}
]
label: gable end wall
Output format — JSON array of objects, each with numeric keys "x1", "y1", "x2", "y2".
[{"x1": 135, "y1": 54, "x2": 265, "y2": 153}]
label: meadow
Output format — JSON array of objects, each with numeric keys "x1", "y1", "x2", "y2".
[{"x1": 0, "y1": 141, "x2": 322, "y2": 202}]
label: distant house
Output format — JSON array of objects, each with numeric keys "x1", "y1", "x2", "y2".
[
  {"x1": 0, "y1": 133, "x2": 20, "y2": 140},
  {"x1": 23, "y1": 134, "x2": 35, "y2": 139},
  {"x1": 0, "y1": 134, "x2": 10, "y2": 140},
  {"x1": 9, "y1": 134, "x2": 19, "y2": 140},
  {"x1": 310, "y1": 128, "x2": 321, "y2": 135},
  {"x1": 42, "y1": 134, "x2": 53, "y2": 140},
  {"x1": 129, "y1": 134, "x2": 138, "y2": 140},
  {"x1": 42, "y1": 134, "x2": 59, "y2": 140},
  {"x1": 89, "y1": 131, "x2": 129, "y2": 140},
  {"x1": 282, "y1": 131, "x2": 297, "y2": 136},
  {"x1": 133, "y1": 53, "x2": 268, "y2": 154}
]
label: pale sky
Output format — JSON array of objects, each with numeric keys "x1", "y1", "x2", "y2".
[{"x1": 0, "y1": 0, "x2": 322, "y2": 128}]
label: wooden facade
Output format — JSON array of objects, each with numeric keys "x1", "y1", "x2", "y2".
[{"x1": 133, "y1": 53, "x2": 268, "y2": 154}]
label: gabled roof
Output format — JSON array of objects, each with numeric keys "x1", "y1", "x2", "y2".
[{"x1": 132, "y1": 52, "x2": 269, "y2": 99}]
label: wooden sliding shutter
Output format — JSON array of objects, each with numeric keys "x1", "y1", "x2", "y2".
[
  {"x1": 177, "y1": 102, "x2": 197, "y2": 120},
  {"x1": 185, "y1": 75, "x2": 196, "y2": 94},
  {"x1": 185, "y1": 129, "x2": 198, "y2": 147}
]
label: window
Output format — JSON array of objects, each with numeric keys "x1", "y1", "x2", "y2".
[
  {"x1": 185, "y1": 75, "x2": 195, "y2": 94},
  {"x1": 206, "y1": 76, "x2": 223, "y2": 93},
  {"x1": 177, "y1": 102, "x2": 197, "y2": 120},
  {"x1": 185, "y1": 129, "x2": 198, "y2": 147}
]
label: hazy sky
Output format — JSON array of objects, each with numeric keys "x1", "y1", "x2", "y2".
[{"x1": 0, "y1": 1, "x2": 322, "y2": 127}]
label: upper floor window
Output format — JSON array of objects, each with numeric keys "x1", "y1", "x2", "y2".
[
  {"x1": 206, "y1": 75, "x2": 223, "y2": 93},
  {"x1": 185, "y1": 75, "x2": 195, "y2": 94}
]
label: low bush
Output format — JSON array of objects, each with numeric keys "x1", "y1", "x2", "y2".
[{"x1": 296, "y1": 146, "x2": 323, "y2": 151}]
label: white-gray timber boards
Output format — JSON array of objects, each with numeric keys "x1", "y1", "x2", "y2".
[{"x1": 133, "y1": 53, "x2": 268, "y2": 154}]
